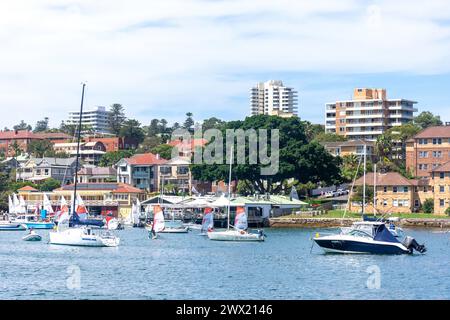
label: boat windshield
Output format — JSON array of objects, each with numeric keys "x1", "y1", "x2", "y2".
[{"x1": 348, "y1": 229, "x2": 373, "y2": 239}]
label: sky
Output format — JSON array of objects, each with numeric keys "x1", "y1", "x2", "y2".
[{"x1": 1, "y1": 0, "x2": 450, "y2": 129}]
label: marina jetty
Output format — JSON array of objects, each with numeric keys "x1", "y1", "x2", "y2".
[{"x1": 269, "y1": 217, "x2": 450, "y2": 229}]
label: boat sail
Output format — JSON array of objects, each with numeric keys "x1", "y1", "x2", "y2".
[
  {"x1": 200, "y1": 207, "x2": 214, "y2": 235},
  {"x1": 147, "y1": 204, "x2": 165, "y2": 239},
  {"x1": 43, "y1": 193, "x2": 54, "y2": 214},
  {"x1": 8, "y1": 195, "x2": 15, "y2": 214},
  {"x1": 48, "y1": 83, "x2": 119, "y2": 247},
  {"x1": 207, "y1": 146, "x2": 265, "y2": 242}
]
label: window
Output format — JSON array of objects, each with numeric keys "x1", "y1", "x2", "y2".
[
  {"x1": 393, "y1": 186, "x2": 398, "y2": 193},
  {"x1": 440, "y1": 186, "x2": 445, "y2": 193},
  {"x1": 419, "y1": 139, "x2": 428, "y2": 145},
  {"x1": 433, "y1": 151, "x2": 442, "y2": 158},
  {"x1": 393, "y1": 200, "x2": 399, "y2": 207},
  {"x1": 440, "y1": 172, "x2": 445, "y2": 179},
  {"x1": 433, "y1": 138, "x2": 442, "y2": 145},
  {"x1": 403, "y1": 186, "x2": 409, "y2": 193},
  {"x1": 419, "y1": 151, "x2": 428, "y2": 158},
  {"x1": 440, "y1": 199, "x2": 445, "y2": 207},
  {"x1": 414, "y1": 199, "x2": 419, "y2": 207},
  {"x1": 383, "y1": 200, "x2": 388, "y2": 206},
  {"x1": 383, "y1": 186, "x2": 387, "y2": 193}
]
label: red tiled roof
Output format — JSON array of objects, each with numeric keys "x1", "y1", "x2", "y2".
[
  {"x1": 432, "y1": 160, "x2": 450, "y2": 172},
  {"x1": 54, "y1": 182, "x2": 144, "y2": 193},
  {"x1": 35, "y1": 132, "x2": 71, "y2": 140},
  {"x1": 355, "y1": 172, "x2": 414, "y2": 186},
  {"x1": 414, "y1": 126, "x2": 450, "y2": 139},
  {"x1": 18, "y1": 186, "x2": 39, "y2": 192},
  {"x1": 112, "y1": 183, "x2": 144, "y2": 194},
  {"x1": 168, "y1": 138, "x2": 208, "y2": 148},
  {"x1": 125, "y1": 153, "x2": 168, "y2": 165},
  {"x1": 0, "y1": 130, "x2": 37, "y2": 140}
]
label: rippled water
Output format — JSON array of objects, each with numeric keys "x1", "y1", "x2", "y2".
[{"x1": 0, "y1": 227, "x2": 449, "y2": 299}]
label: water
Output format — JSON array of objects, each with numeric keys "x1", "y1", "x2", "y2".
[{"x1": 0, "y1": 227, "x2": 449, "y2": 299}]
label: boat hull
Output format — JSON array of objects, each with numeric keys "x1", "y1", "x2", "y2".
[
  {"x1": 49, "y1": 228, "x2": 120, "y2": 247},
  {"x1": 0, "y1": 223, "x2": 26, "y2": 231},
  {"x1": 20, "y1": 222, "x2": 55, "y2": 229},
  {"x1": 22, "y1": 233, "x2": 42, "y2": 241},
  {"x1": 207, "y1": 230, "x2": 264, "y2": 242},
  {"x1": 159, "y1": 227, "x2": 189, "y2": 233},
  {"x1": 313, "y1": 237, "x2": 409, "y2": 254}
]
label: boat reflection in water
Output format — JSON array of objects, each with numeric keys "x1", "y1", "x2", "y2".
[{"x1": 313, "y1": 222, "x2": 426, "y2": 255}]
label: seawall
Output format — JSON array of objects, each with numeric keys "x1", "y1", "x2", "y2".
[{"x1": 269, "y1": 217, "x2": 450, "y2": 229}]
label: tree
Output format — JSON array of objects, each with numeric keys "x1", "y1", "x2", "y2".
[
  {"x1": 98, "y1": 150, "x2": 135, "y2": 167},
  {"x1": 422, "y1": 198, "x2": 434, "y2": 213},
  {"x1": 119, "y1": 119, "x2": 145, "y2": 144},
  {"x1": 33, "y1": 117, "x2": 49, "y2": 133},
  {"x1": 191, "y1": 115, "x2": 342, "y2": 194},
  {"x1": 9, "y1": 141, "x2": 23, "y2": 157},
  {"x1": 150, "y1": 144, "x2": 174, "y2": 160},
  {"x1": 414, "y1": 111, "x2": 442, "y2": 129},
  {"x1": 351, "y1": 185, "x2": 375, "y2": 213},
  {"x1": 146, "y1": 119, "x2": 160, "y2": 137},
  {"x1": 202, "y1": 117, "x2": 225, "y2": 131},
  {"x1": 137, "y1": 136, "x2": 163, "y2": 153},
  {"x1": 39, "y1": 178, "x2": 61, "y2": 192},
  {"x1": 108, "y1": 104, "x2": 126, "y2": 135},
  {"x1": 304, "y1": 122, "x2": 325, "y2": 142},
  {"x1": 27, "y1": 139, "x2": 54, "y2": 158},
  {"x1": 13, "y1": 120, "x2": 32, "y2": 131},
  {"x1": 183, "y1": 112, "x2": 194, "y2": 132},
  {"x1": 59, "y1": 122, "x2": 94, "y2": 136},
  {"x1": 313, "y1": 132, "x2": 347, "y2": 143}
]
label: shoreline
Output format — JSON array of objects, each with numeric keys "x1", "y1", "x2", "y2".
[{"x1": 269, "y1": 217, "x2": 450, "y2": 229}]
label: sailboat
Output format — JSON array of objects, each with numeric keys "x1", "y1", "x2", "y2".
[
  {"x1": 11, "y1": 195, "x2": 55, "y2": 229},
  {"x1": 125, "y1": 198, "x2": 141, "y2": 227},
  {"x1": 207, "y1": 146, "x2": 265, "y2": 242},
  {"x1": 199, "y1": 207, "x2": 214, "y2": 236},
  {"x1": 0, "y1": 196, "x2": 26, "y2": 231},
  {"x1": 69, "y1": 194, "x2": 104, "y2": 228},
  {"x1": 147, "y1": 205, "x2": 166, "y2": 239},
  {"x1": 48, "y1": 83, "x2": 120, "y2": 247}
]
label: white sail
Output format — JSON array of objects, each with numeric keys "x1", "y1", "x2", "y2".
[
  {"x1": 13, "y1": 194, "x2": 21, "y2": 214},
  {"x1": 8, "y1": 195, "x2": 15, "y2": 214},
  {"x1": 201, "y1": 207, "x2": 214, "y2": 233},
  {"x1": 152, "y1": 205, "x2": 165, "y2": 232},
  {"x1": 43, "y1": 194, "x2": 54, "y2": 213},
  {"x1": 234, "y1": 206, "x2": 248, "y2": 230},
  {"x1": 18, "y1": 195, "x2": 27, "y2": 214},
  {"x1": 133, "y1": 198, "x2": 141, "y2": 224}
]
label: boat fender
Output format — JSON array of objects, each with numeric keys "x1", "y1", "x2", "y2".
[{"x1": 240, "y1": 230, "x2": 245, "y2": 235}]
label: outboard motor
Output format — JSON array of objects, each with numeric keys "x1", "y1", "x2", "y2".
[
  {"x1": 258, "y1": 229, "x2": 266, "y2": 239},
  {"x1": 403, "y1": 236, "x2": 427, "y2": 254}
]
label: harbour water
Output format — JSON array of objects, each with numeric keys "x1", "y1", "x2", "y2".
[{"x1": 0, "y1": 227, "x2": 449, "y2": 299}]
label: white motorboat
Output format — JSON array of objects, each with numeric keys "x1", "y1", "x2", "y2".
[{"x1": 314, "y1": 222, "x2": 426, "y2": 254}]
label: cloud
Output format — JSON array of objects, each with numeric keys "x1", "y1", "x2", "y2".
[{"x1": 1, "y1": 0, "x2": 450, "y2": 128}]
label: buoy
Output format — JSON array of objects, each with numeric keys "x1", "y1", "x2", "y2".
[{"x1": 315, "y1": 232, "x2": 320, "y2": 238}]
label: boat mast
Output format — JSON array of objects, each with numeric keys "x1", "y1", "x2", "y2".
[
  {"x1": 227, "y1": 145, "x2": 233, "y2": 231},
  {"x1": 373, "y1": 163, "x2": 377, "y2": 216},
  {"x1": 72, "y1": 83, "x2": 86, "y2": 216},
  {"x1": 362, "y1": 144, "x2": 366, "y2": 216}
]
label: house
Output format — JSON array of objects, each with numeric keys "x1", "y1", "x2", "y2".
[
  {"x1": 77, "y1": 166, "x2": 117, "y2": 183},
  {"x1": 53, "y1": 141, "x2": 106, "y2": 165},
  {"x1": 84, "y1": 136, "x2": 139, "y2": 152},
  {"x1": 167, "y1": 138, "x2": 208, "y2": 157},
  {"x1": 406, "y1": 125, "x2": 450, "y2": 177},
  {"x1": 116, "y1": 153, "x2": 168, "y2": 192},
  {"x1": 430, "y1": 161, "x2": 450, "y2": 214},
  {"x1": 16, "y1": 157, "x2": 77, "y2": 185}
]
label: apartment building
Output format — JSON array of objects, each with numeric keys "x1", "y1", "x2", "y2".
[
  {"x1": 430, "y1": 161, "x2": 450, "y2": 214},
  {"x1": 77, "y1": 166, "x2": 117, "y2": 183},
  {"x1": 406, "y1": 125, "x2": 450, "y2": 178},
  {"x1": 250, "y1": 80, "x2": 298, "y2": 117},
  {"x1": 325, "y1": 88, "x2": 417, "y2": 140},
  {"x1": 67, "y1": 106, "x2": 111, "y2": 134}
]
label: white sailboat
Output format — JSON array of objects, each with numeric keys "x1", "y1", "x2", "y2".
[
  {"x1": 125, "y1": 198, "x2": 141, "y2": 227},
  {"x1": 48, "y1": 83, "x2": 120, "y2": 247},
  {"x1": 8, "y1": 195, "x2": 15, "y2": 214},
  {"x1": 207, "y1": 146, "x2": 265, "y2": 242}
]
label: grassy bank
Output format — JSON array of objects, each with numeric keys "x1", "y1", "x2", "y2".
[{"x1": 288, "y1": 209, "x2": 450, "y2": 219}]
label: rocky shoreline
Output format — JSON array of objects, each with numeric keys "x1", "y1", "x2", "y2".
[{"x1": 269, "y1": 217, "x2": 450, "y2": 229}]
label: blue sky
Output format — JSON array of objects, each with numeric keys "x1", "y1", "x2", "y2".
[{"x1": 1, "y1": 0, "x2": 450, "y2": 128}]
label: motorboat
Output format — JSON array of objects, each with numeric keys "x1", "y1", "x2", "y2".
[
  {"x1": 313, "y1": 222, "x2": 426, "y2": 254},
  {"x1": 0, "y1": 221, "x2": 27, "y2": 231},
  {"x1": 341, "y1": 220, "x2": 405, "y2": 238},
  {"x1": 11, "y1": 215, "x2": 55, "y2": 229},
  {"x1": 22, "y1": 230, "x2": 42, "y2": 242},
  {"x1": 49, "y1": 225, "x2": 120, "y2": 247},
  {"x1": 208, "y1": 228, "x2": 265, "y2": 241}
]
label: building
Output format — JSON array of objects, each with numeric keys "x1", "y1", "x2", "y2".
[
  {"x1": 16, "y1": 157, "x2": 77, "y2": 185},
  {"x1": 250, "y1": 80, "x2": 298, "y2": 117},
  {"x1": 406, "y1": 125, "x2": 450, "y2": 178},
  {"x1": 321, "y1": 140, "x2": 375, "y2": 161},
  {"x1": 18, "y1": 182, "x2": 145, "y2": 219},
  {"x1": 167, "y1": 138, "x2": 208, "y2": 157},
  {"x1": 430, "y1": 161, "x2": 450, "y2": 214},
  {"x1": 53, "y1": 141, "x2": 106, "y2": 165},
  {"x1": 67, "y1": 106, "x2": 111, "y2": 134},
  {"x1": 84, "y1": 136, "x2": 139, "y2": 152},
  {"x1": 77, "y1": 166, "x2": 117, "y2": 183},
  {"x1": 325, "y1": 88, "x2": 417, "y2": 140},
  {"x1": 116, "y1": 153, "x2": 168, "y2": 192},
  {"x1": 0, "y1": 130, "x2": 71, "y2": 157}
]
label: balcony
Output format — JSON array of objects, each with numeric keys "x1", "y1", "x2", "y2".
[
  {"x1": 132, "y1": 171, "x2": 150, "y2": 179},
  {"x1": 345, "y1": 122, "x2": 384, "y2": 127}
]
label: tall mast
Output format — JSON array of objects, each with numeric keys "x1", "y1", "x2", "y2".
[
  {"x1": 72, "y1": 83, "x2": 86, "y2": 215},
  {"x1": 373, "y1": 163, "x2": 377, "y2": 216},
  {"x1": 362, "y1": 144, "x2": 366, "y2": 215},
  {"x1": 227, "y1": 145, "x2": 233, "y2": 231}
]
